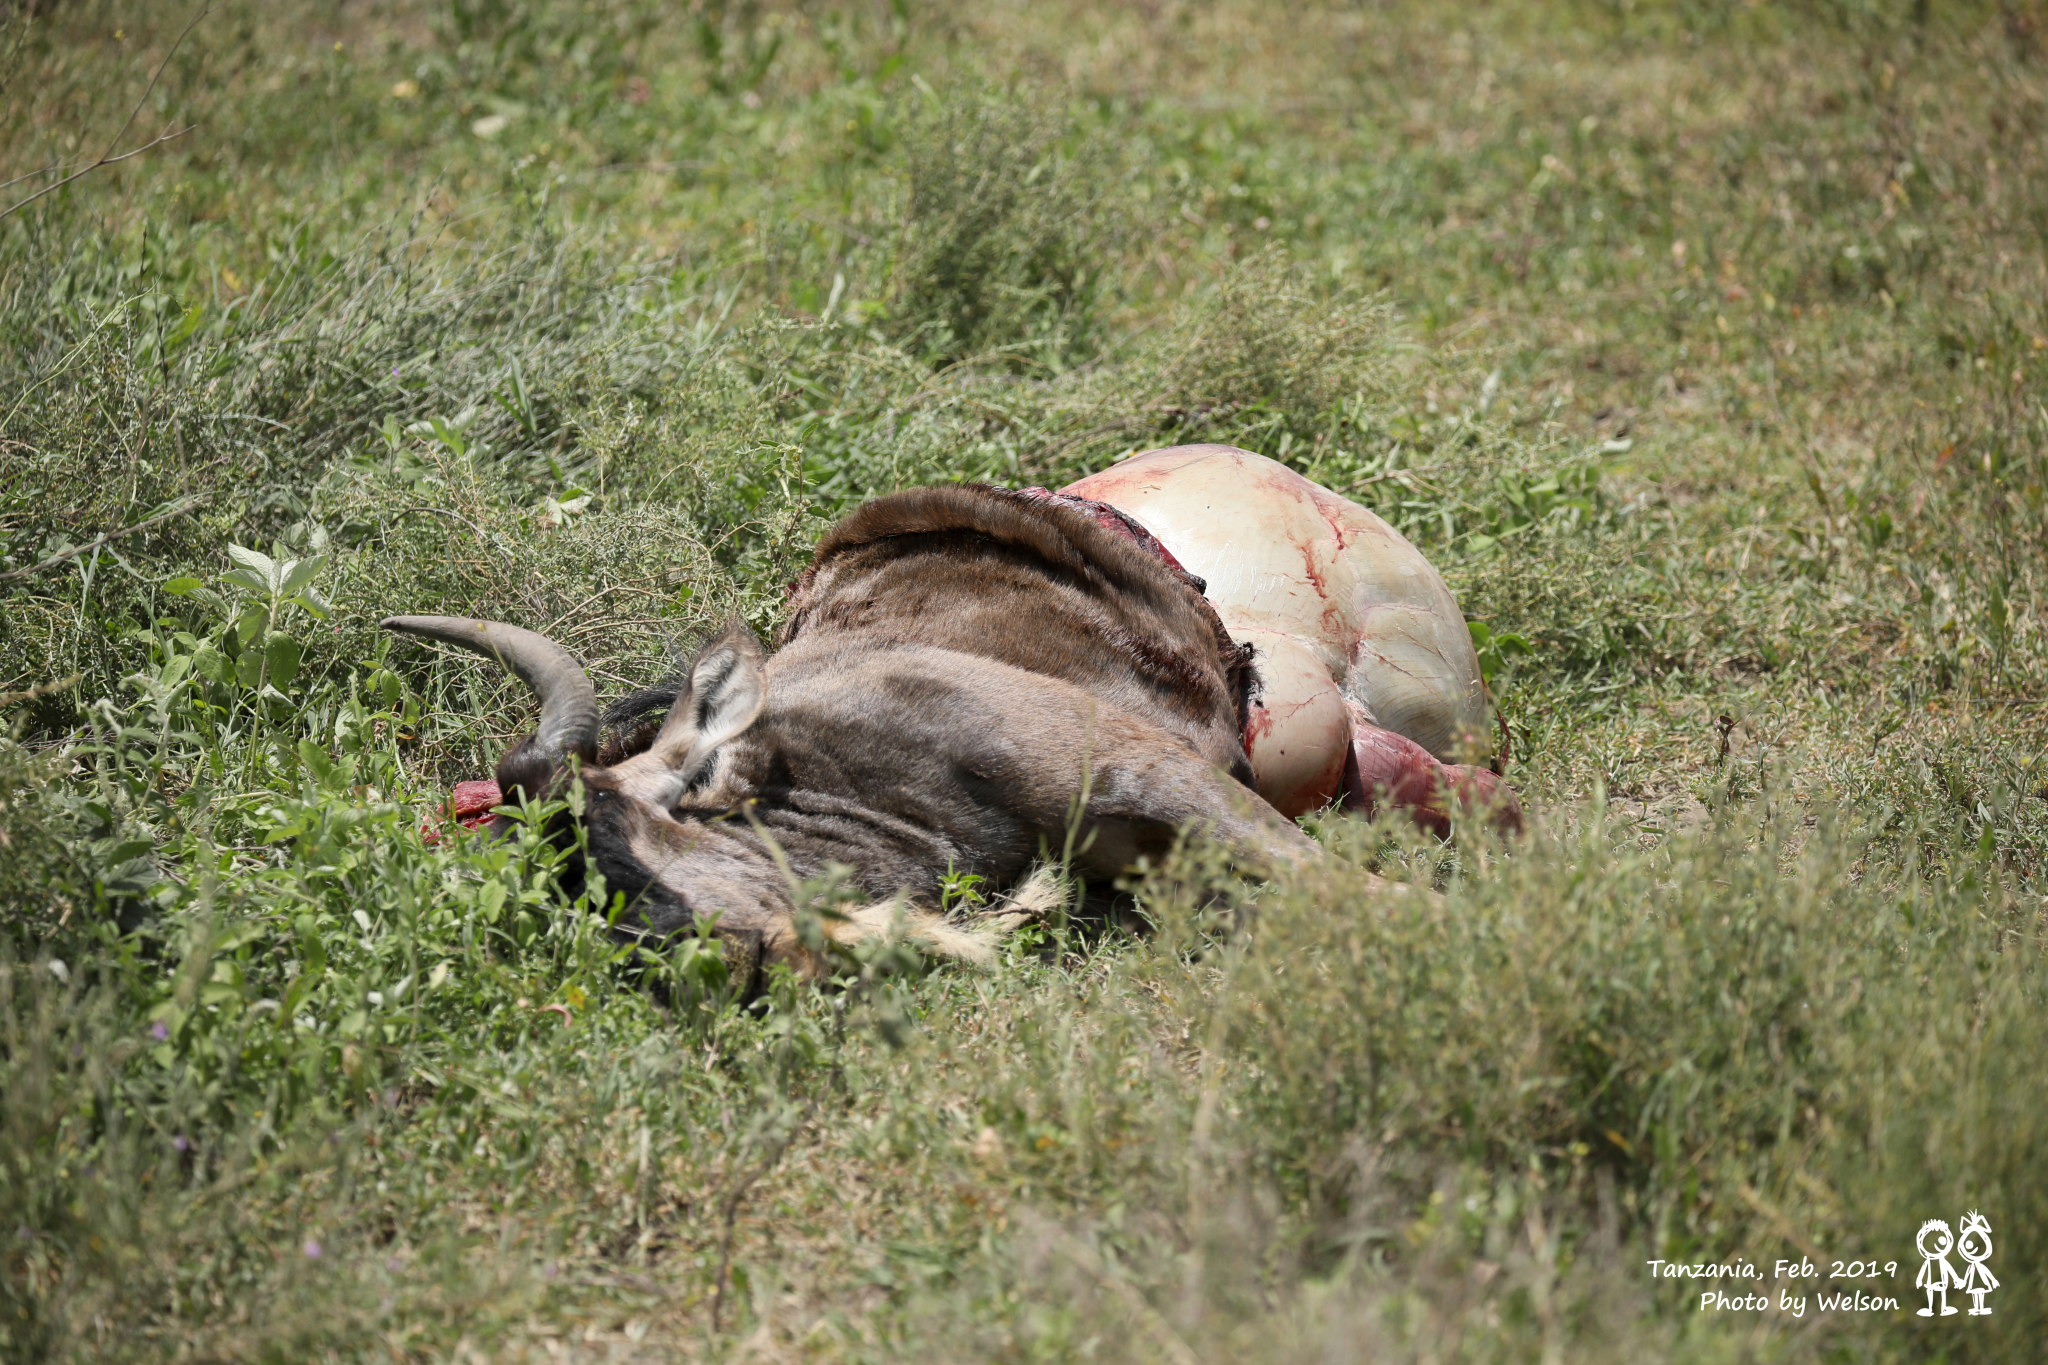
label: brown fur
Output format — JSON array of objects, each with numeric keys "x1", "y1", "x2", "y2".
[
  {"x1": 783, "y1": 485, "x2": 1256, "y2": 785},
  {"x1": 455, "y1": 484, "x2": 1320, "y2": 979}
]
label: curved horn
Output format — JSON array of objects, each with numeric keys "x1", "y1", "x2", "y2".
[{"x1": 381, "y1": 616, "x2": 599, "y2": 763}]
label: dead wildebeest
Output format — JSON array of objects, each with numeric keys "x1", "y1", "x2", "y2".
[{"x1": 385, "y1": 483, "x2": 1322, "y2": 984}]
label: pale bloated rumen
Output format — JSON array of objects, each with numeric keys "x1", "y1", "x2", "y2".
[{"x1": 1063, "y1": 444, "x2": 1522, "y2": 834}]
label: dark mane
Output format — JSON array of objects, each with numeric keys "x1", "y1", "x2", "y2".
[
  {"x1": 597, "y1": 673, "x2": 686, "y2": 764},
  {"x1": 784, "y1": 483, "x2": 1258, "y2": 738},
  {"x1": 790, "y1": 484, "x2": 1178, "y2": 615}
]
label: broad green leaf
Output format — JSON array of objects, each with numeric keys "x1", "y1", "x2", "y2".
[
  {"x1": 280, "y1": 554, "x2": 327, "y2": 596},
  {"x1": 282, "y1": 971, "x2": 316, "y2": 1019},
  {"x1": 264, "y1": 633, "x2": 302, "y2": 688},
  {"x1": 192, "y1": 646, "x2": 232, "y2": 684},
  {"x1": 477, "y1": 879, "x2": 507, "y2": 923},
  {"x1": 297, "y1": 737, "x2": 335, "y2": 784},
  {"x1": 99, "y1": 838, "x2": 154, "y2": 868},
  {"x1": 295, "y1": 917, "x2": 327, "y2": 977},
  {"x1": 225, "y1": 543, "x2": 275, "y2": 578},
  {"x1": 425, "y1": 415, "x2": 467, "y2": 456},
  {"x1": 235, "y1": 650, "x2": 264, "y2": 689},
  {"x1": 164, "y1": 575, "x2": 203, "y2": 596},
  {"x1": 213, "y1": 921, "x2": 267, "y2": 953}
]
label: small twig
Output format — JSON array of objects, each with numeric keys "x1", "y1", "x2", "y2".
[
  {"x1": 0, "y1": 6, "x2": 212, "y2": 223},
  {"x1": 0, "y1": 497, "x2": 206, "y2": 584},
  {"x1": 0, "y1": 674, "x2": 83, "y2": 708},
  {"x1": 390, "y1": 505, "x2": 518, "y2": 566},
  {"x1": 541, "y1": 573, "x2": 679, "y2": 635},
  {"x1": 0, "y1": 127, "x2": 195, "y2": 222},
  {"x1": 0, "y1": 158, "x2": 98, "y2": 195}
]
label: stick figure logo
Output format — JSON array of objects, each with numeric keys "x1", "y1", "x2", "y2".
[
  {"x1": 1955, "y1": 1211, "x2": 1998, "y2": 1316},
  {"x1": 1916, "y1": 1219, "x2": 1960, "y2": 1317}
]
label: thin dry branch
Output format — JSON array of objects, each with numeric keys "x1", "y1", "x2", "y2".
[
  {"x1": 0, "y1": 674, "x2": 82, "y2": 708},
  {"x1": 0, "y1": 497, "x2": 207, "y2": 584},
  {"x1": 0, "y1": 5, "x2": 212, "y2": 223}
]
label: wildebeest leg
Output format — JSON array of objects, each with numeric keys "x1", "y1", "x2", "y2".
[{"x1": 1062, "y1": 734, "x2": 1323, "y2": 878}]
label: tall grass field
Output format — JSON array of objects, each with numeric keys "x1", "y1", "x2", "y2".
[{"x1": 2, "y1": 1, "x2": 2044, "y2": 1359}]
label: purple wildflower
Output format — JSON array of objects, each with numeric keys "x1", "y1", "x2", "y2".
[
  {"x1": 303, "y1": 1239, "x2": 323, "y2": 1259},
  {"x1": 173, "y1": 1135, "x2": 190, "y2": 1153},
  {"x1": 151, "y1": 1021, "x2": 169, "y2": 1041}
]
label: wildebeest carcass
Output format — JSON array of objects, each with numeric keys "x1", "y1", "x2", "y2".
[{"x1": 385, "y1": 484, "x2": 1322, "y2": 981}]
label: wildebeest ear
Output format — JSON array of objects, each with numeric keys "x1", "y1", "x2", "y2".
[{"x1": 648, "y1": 621, "x2": 766, "y2": 781}]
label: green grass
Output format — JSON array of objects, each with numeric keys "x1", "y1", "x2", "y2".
[{"x1": 2, "y1": 0, "x2": 2045, "y2": 1359}]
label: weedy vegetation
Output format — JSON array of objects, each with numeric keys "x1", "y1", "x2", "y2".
[{"x1": 1, "y1": 0, "x2": 2044, "y2": 1360}]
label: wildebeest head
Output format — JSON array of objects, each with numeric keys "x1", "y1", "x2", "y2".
[
  {"x1": 380, "y1": 615, "x2": 768, "y2": 931},
  {"x1": 378, "y1": 611, "x2": 1051, "y2": 976}
]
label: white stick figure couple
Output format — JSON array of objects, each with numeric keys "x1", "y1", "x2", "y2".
[{"x1": 1917, "y1": 1211, "x2": 1997, "y2": 1317}]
